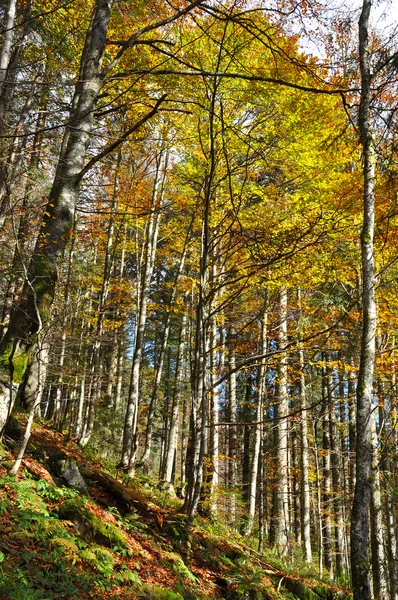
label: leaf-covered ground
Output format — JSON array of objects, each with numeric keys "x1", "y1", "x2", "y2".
[{"x1": 0, "y1": 419, "x2": 351, "y2": 600}]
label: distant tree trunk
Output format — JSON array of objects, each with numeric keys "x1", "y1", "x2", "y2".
[
  {"x1": 314, "y1": 418, "x2": 324, "y2": 578},
  {"x1": 370, "y1": 411, "x2": 388, "y2": 600},
  {"x1": 298, "y1": 339, "x2": 312, "y2": 563},
  {"x1": 208, "y1": 312, "x2": 220, "y2": 512},
  {"x1": 322, "y1": 361, "x2": 333, "y2": 579},
  {"x1": 228, "y1": 329, "x2": 238, "y2": 527},
  {"x1": 245, "y1": 308, "x2": 267, "y2": 536},
  {"x1": 328, "y1": 363, "x2": 345, "y2": 579},
  {"x1": 241, "y1": 375, "x2": 252, "y2": 513},
  {"x1": 385, "y1": 492, "x2": 398, "y2": 600},
  {"x1": 270, "y1": 288, "x2": 289, "y2": 555},
  {"x1": 163, "y1": 310, "x2": 188, "y2": 483},
  {"x1": 348, "y1": 361, "x2": 357, "y2": 493},
  {"x1": 351, "y1": 1, "x2": 376, "y2": 598},
  {"x1": 113, "y1": 233, "x2": 127, "y2": 412},
  {"x1": 339, "y1": 358, "x2": 351, "y2": 575}
]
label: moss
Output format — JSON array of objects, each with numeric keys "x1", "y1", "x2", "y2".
[
  {"x1": 0, "y1": 342, "x2": 29, "y2": 384},
  {"x1": 313, "y1": 585, "x2": 334, "y2": 599},
  {"x1": 164, "y1": 515, "x2": 189, "y2": 542},
  {"x1": 11, "y1": 352, "x2": 29, "y2": 383},
  {"x1": 32, "y1": 256, "x2": 55, "y2": 318},
  {"x1": 284, "y1": 578, "x2": 319, "y2": 600},
  {"x1": 360, "y1": 228, "x2": 371, "y2": 245},
  {"x1": 138, "y1": 584, "x2": 184, "y2": 600},
  {"x1": 163, "y1": 551, "x2": 197, "y2": 582},
  {"x1": 58, "y1": 498, "x2": 128, "y2": 549}
]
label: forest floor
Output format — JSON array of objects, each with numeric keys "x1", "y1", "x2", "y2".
[{"x1": 0, "y1": 417, "x2": 351, "y2": 600}]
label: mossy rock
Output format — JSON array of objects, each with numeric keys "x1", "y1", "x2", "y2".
[
  {"x1": 58, "y1": 497, "x2": 128, "y2": 549},
  {"x1": 137, "y1": 584, "x2": 184, "y2": 600},
  {"x1": 163, "y1": 551, "x2": 197, "y2": 582},
  {"x1": 47, "y1": 451, "x2": 88, "y2": 492},
  {"x1": 313, "y1": 585, "x2": 334, "y2": 599},
  {"x1": 223, "y1": 589, "x2": 272, "y2": 600},
  {"x1": 283, "y1": 578, "x2": 319, "y2": 600}
]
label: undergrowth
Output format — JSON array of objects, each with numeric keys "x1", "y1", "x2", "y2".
[{"x1": 0, "y1": 423, "x2": 352, "y2": 600}]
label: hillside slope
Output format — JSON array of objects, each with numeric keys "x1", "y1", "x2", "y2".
[{"x1": 0, "y1": 419, "x2": 351, "y2": 600}]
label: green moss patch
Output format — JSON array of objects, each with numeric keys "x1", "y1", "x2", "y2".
[
  {"x1": 137, "y1": 584, "x2": 184, "y2": 600},
  {"x1": 163, "y1": 551, "x2": 198, "y2": 582},
  {"x1": 58, "y1": 497, "x2": 128, "y2": 549}
]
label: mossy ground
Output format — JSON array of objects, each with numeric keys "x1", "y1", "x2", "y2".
[{"x1": 0, "y1": 418, "x2": 352, "y2": 600}]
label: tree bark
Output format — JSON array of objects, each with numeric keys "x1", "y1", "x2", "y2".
[
  {"x1": 370, "y1": 411, "x2": 388, "y2": 600},
  {"x1": 298, "y1": 342, "x2": 312, "y2": 563},
  {"x1": 228, "y1": 328, "x2": 238, "y2": 527},
  {"x1": 245, "y1": 308, "x2": 267, "y2": 536},
  {"x1": 270, "y1": 288, "x2": 290, "y2": 555},
  {"x1": 351, "y1": 1, "x2": 376, "y2": 598},
  {"x1": 163, "y1": 310, "x2": 188, "y2": 483}
]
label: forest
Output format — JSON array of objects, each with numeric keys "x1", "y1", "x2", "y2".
[{"x1": 0, "y1": 0, "x2": 397, "y2": 599}]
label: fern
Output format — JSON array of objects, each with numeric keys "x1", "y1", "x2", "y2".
[
  {"x1": 7, "y1": 479, "x2": 48, "y2": 515},
  {"x1": 50, "y1": 536, "x2": 79, "y2": 560},
  {"x1": 80, "y1": 545, "x2": 115, "y2": 575}
]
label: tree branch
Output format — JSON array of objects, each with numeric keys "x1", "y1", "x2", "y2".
[
  {"x1": 77, "y1": 94, "x2": 167, "y2": 182},
  {"x1": 112, "y1": 68, "x2": 358, "y2": 95},
  {"x1": 102, "y1": 0, "x2": 205, "y2": 76}
]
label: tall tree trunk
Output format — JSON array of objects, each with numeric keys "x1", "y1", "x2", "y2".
[
  {"x1": 163, "y1": 310, "x2": 188, "y2": 483},
  {"x1": 322, "y1": 361, "x2": 333, "y2": 579},
  {"x1": 184, "y1": 213, "x2": 209, "y2": 525},
  {"x1": 245, "y1": 308, "x2": 267, "y2": 536},
  {"x1": 270, "y1": 288, "x2": 289, "y2": 555},
  {"x1": 298, "y1": 340, "x2": 312, "y2": 563},
  {"x1": 0, "y1": 0, "x2": 17, "y2": 88},
  {"x1": 351, "y1": 1, "x2": 376, "y2": 598},
  {"x1": 228, "y1": 328, "x2": 238, "y2": 527},
  {"x1": 370, "y1": 411, "x2": 388, "y2": 600}
]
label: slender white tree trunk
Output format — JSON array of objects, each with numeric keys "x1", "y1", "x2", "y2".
[
  {"x1": 164, "y1": 310, "x2": 188, "y2": 483},
  {"x1": 270, "y1": 288, "x2": 289, "y2": 555},
  {"x1": 370, "y1": 411, "x2": 388, "y2": 600},
  {"x1": 351, "y1": 2, "x2": 376, "y2": 597},
  {"x1": 298, "y1": 343, "x2": 312, "y2": 563},
  {"x1": 0, "y1": 0, "x2": 17, "y2": 88},
  {"x1": 245, "y1": 308, "x2": 267, "y2": 536}
]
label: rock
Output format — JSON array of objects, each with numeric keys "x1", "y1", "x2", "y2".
[
  {"x1": 158, "y1": 479, "x2": 177, "y2": 498},
  {"x1": 48, "y1": 451, "x2": 88, "y2": 492},
  {"x1": 58, "y1": 498, "x2": 128, "y2": 549}
]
